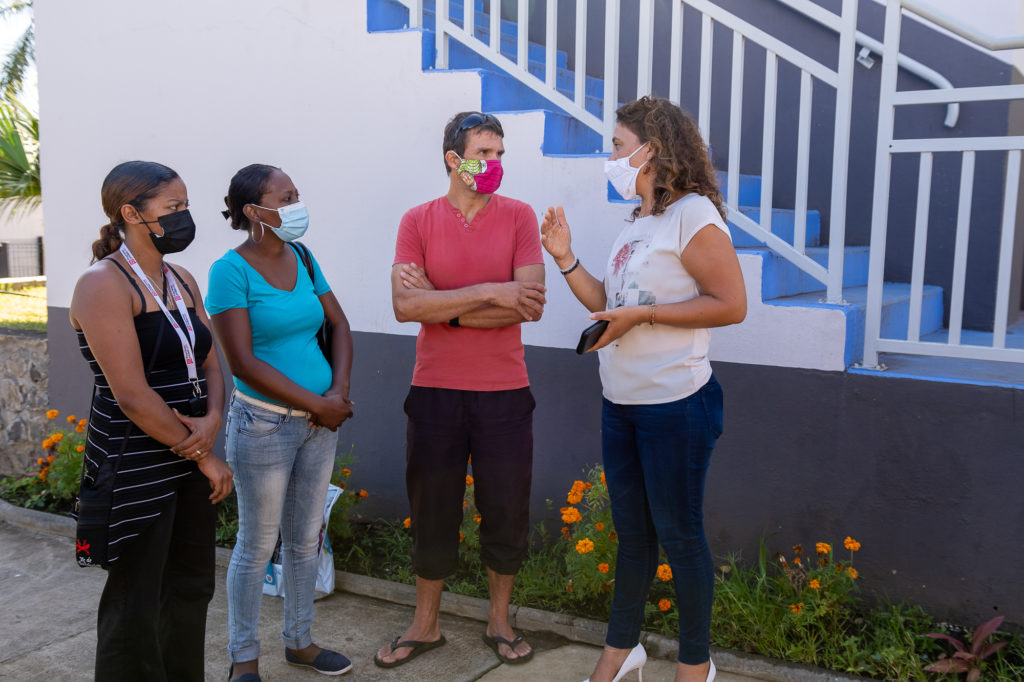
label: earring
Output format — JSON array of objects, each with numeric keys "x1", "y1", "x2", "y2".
[{"x1": 249, "y1": 223, "x2": 265, "y2": 243}]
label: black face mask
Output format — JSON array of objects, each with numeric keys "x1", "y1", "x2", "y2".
[{"x1": 140, "y1": 209, "x2": 196, "y2": 254}]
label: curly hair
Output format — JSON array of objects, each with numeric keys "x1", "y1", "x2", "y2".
[{"x1": 614, "y1": 97, "x2": 725, "y2": 222}]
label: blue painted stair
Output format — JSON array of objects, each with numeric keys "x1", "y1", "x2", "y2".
[{"x1": 366, "y1": 0, "x2": 948, "y2": 367}]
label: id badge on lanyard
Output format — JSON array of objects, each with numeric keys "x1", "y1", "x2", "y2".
[{"x1": 119, "y1": 244, "x2": 205, "y2": 415}]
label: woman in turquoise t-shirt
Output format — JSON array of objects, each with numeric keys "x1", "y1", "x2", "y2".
[{"x1": 206, "y1": 164, "x2": 355, "y2": 681}]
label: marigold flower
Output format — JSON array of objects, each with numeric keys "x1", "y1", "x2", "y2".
[
  {"x1": 46, "y1": 409, "x2": 58, "y2": 419},
  {"x1": 566, "y1": 490, "x2": 583, "y2": 505},
  {"x1": 46, "y1": 455, "x2": 55, "y2": 463},
  {"x1": 358, "y1": 489, "x2": 368, "y2": 498},
  {"x1": 560, "y1": 506, "x2": 582, "y2": 524},
  {"x1": 846, "y1": 567, "x2": 858, "y2": 579},
  {"x1": 816, "y1": 542, "x2": 831, "y2": 555},
  {"x1": 809, "y1": 579, "x2": 821, "y2": 590},
  {"x1": 595, "y1": 522, "x2": 604, "y2": 531},
  {"x1": 66, "y1": 415, "x2": 76, "y2": 423},
  {"x1": 75, "y1": 425, "x2": 85, "y2": 433},
  {"x1": 37, "y1": 458, "x2": 45, "y2": 466},
  {"x1": 403, "y1": 517, "x2": 411, "y2": 528},
  {"x1": 42, "y1": 439, "x2": 52, "y2": 449},
  {"x1": 656, "y1": 564, "x2": 672, "y2": 581},
  {"x1": 844, "y1": 536, "x2": 861, "y2": 552},
  {"x1": 561, "y1": 525, "x2": 572, "y2": 540},
  {"x1": 790, "y1": 602, "x2": 804, "y2": 614},
  {"x1": 341, "y1": 468, "x2": 351, "y2": 477},
  {"x1": 608, "y1": 532, "x2": 617, "y2": 542},
  {"x1": 584, "y1": 482, "x2": 592, "y2": 490},
  {"x1": 793, "y1": 557, "x2": 802, "y2": 566},
  {"x1": 473, "y1": 513, "x2": 481, "y2": 524},
  {"x1": 600, "y1": 471, "x2": 606, "y2": 486},
  {"x1": 658, "y1": 599, "x2": 671, "y2": 612},
  {"x1": 339, "y1": 482, "x2": 345, "y2": 490},
  {"x1": 792, "y1": 543, "x2": 804, "y2": 556},
  {"x1": 575, "y1": 538, "x2": 595, "y2": 554},
  {"x1": 51, "y1": 433, "x2": 64, "y2": 443},
  {"x1": 78, "y1": 418, "x2": 88, "y2": 427},
  {"x1": 466, "y1": 475, "x2": 474, "y2": 486},
  {"x1": 39, "y1": 469, "x2": 48, "y2": 481},
  {"x1": 598, "y1": 563, "x2": 610, "y2": 574},
  {"x1": 76, "y1": 445, "x2": 85, "y2": 453},
  {"x1": 459, "y1": 531, "x2": 464, "y2": 543},
  {"x1": 462, "y1": 500, "x2": 468, "y2": 508}
]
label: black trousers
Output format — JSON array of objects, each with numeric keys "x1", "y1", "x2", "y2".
[
  {"x1": 95, "y1": 469, "x2": 216, "y2": 681},
  {"x1": 405, "y1": 386, "x2": 535, "y2": 580}
]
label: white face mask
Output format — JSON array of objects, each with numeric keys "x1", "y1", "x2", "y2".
[{"x1": 603, "y1": 142, "x2": 649, "y2": 200}]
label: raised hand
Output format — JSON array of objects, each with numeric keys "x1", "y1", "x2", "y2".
[{"x1": 541, "y1": 206, "x2": 574, "y2": 267}]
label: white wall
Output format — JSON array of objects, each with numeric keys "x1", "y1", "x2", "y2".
[
  {"x1": 0, "y1": 206, "x2": 43, "y2": 241},
  {"x1": 36, "y1": 0, "x2": 851, "y2": 370}
]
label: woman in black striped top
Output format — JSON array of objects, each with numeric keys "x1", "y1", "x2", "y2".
[{"x1": 70, "y1": 161, "x2": 233, "y2": 681}]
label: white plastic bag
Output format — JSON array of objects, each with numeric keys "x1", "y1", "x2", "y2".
[{"x1": 263, "y1": 483, "x2": 342, "y2": 600}]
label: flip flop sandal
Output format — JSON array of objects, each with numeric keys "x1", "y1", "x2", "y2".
[
  {"x1": 372, "y1": 635, "x2": 447, "y2": 668},
  {"x1": 482, "y1": 633, "x2": 535, "y2": 664}
]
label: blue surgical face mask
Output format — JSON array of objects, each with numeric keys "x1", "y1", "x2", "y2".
[{"x1": 254, "y1": 201, "x2": 309, "y2": 241}]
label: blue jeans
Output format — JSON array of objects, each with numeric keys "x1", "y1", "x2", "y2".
[
  {"x1": 602, "y1": 375, "x2": 723, "y2": 665},
  {"x1": 224, "y1": 395, "x2": 338, "y2": 663}
]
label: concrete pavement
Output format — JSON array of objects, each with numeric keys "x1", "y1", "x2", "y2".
[{"x1": 0, "y1": 508, "x2": 858, "y2": 681}]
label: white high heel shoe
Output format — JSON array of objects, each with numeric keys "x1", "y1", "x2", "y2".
[{"x1": 583, "y1": 643, "x2": 647, "y2": 682}]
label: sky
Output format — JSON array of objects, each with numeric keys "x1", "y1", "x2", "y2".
[{"x1": 0, "y1": 10, "x2": 39, "y2": 111}]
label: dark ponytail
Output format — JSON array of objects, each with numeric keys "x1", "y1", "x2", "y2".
[
  {"x1": 223, "y1": 163, "x2": 279, "y2": 231},
  {"x1": 90, "y1": 161, "x2": 180, "y2": 263}
]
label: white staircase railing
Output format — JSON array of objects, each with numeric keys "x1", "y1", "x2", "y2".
[
  {"x1": 393, "y1": 0, "x2": 860, "y2": 304},
  {"x1": 861, "y1": 0, "x2": 1024, "y2": 368}
]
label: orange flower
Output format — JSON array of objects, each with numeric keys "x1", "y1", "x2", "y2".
[
  {"x1": 595, "y1": 522, "x2": 604, "y2": 531},
  {"x1": 844, "y1": 536, "x2": 861, "y2": 552},
  {"x1": 46, "y1": 455, "x2": 55, "y2": 463},
  {"x1": 341, "y1": 468, "x2": 351, "y2": 477},
  {"x1": 566, "y1": 490, "x2": 583, "y2": 505},
  {"x1": 584, "y1": 482, "x2": 592, "y2": 489},
  {"x1": 656, "y1": 564, "x2": 672, "y2": 581},
  {"x1": 358, "y1": 489, "x2": 368, "y2": 498},
  {"x1": 459, "y1": 531, "x2": 464, "y2": 543},
  {"x1": 792, "y1": 544, "x2": 804, "y2": 556},
  {"x1": 608, "y1": 532, "x2": 617, "y2": 542},
  {"x1": 793, "y1": 557, "x2": 802, "y2": 566},
  {"x1": 46, "y1": 409, "x2": 58, "y2": 419},
  {"x1": 465, "y1": 475, "x2": 474, "y2": 486},
  {"x1": 790, "y1": 603, "x2": 804, "y2": 614},
  {"x1": 75, "y1": 425, "x2": 85, "y2": 433},
  {"x1": 598, "y1": 563, "x2": 610, "y2": 574},
  {"x1": 36, "y1": 458, "x2": 45, "y2": 466},
  {"x1": 658, "y1": 599, "x2": 671, "y2": 612},
  {"x1": 575, "y1": 538, "x2": 595, "y2": 554},
  {"x1": 600, "y1": 471, "x2": 606, "y2": 486},
  {"x1": 76, "y1": 445, "x2": 85, "y2": 453},
  {"x1": 338, "y1": 482, "x2": 346, "y2": 490},
  {"x1": 816, "y1": 542, "x2": 831, "y2": 555},
  {"x1": 51, "y1": 433, "x2": 64, "y2": 443},
  {"x1": 809, "y1": 579, "x2": 821, "y2": 589},
  {"x1": 561, "y1": 525, "x2": 572, "y2": 540},
  {"x1": 78, "y1": 418, "x2": 87, "y2": 427},
  {"x1": 66, "y1": 415, "x2": 76, "y2": 423},
  {"x1": 39, "y1": 469, "x2": 48, "y2": 481},
  {"x1": 403, "y1": 517, "x2": 411, "y2": 528},
  {"x1": 462, "y1": 500, "x2": 468, "y2": 508},
  {"x1": 846, "y1": 567, "x2": 858, "y2": 579},
  {"x1": 42, "y1": 438, "x2": 52, "y2": 449},
  {"x1": 473, "y1": 513, "x2": 482, "y2": 524},
  {"x1": 560, "y1": 506, "x2": 582, "y2": 524}
]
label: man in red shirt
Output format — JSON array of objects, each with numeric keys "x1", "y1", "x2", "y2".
[{"x1": 374, "y1": 112, "x2": 546, "y2": 669}]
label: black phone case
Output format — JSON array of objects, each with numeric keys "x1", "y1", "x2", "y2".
[{"x1": 576, "y1": 320, "x2": 610, "y2": 354}]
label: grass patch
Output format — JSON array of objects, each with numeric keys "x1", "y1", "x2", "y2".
[{"x1": 0, "y1": 285, "x2": 47, "y2": 331}]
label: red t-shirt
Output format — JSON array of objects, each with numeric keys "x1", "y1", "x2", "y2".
[{"x1": 394, "y1": 194, "x2": 543, "y2": 391}]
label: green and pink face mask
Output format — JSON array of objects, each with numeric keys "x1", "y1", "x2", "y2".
[{"x1": 454, "y1": 154, "x2": 504, "y2": 194}]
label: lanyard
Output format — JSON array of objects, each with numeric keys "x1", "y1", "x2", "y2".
[{"x1": 119, "y1": 244, "x2": 201, "y2": 397}]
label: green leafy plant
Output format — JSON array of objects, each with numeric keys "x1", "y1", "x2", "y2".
[
  {"x1": 924, "y1": 615, "x2": 1008, "y2": 681},
  {"x1": 0, "y1": 408, "x2": 84, "y2": 512},
  {"x1": 0, "y1": 96, "x2": 39, "y2": 217},
  {"x1": 0, "y1": 1, "x2": 34, "y2": 99}
]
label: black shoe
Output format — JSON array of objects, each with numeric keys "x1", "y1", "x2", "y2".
[{"x1": 285, "y1": 647, "x2": 353, "y2": 675}]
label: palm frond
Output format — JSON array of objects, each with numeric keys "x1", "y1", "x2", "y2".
[
  {"x1": 0, "y1": 25, "x2": 34, "y2": 99},
  {"x1": 0, "y1": 97, "x2": 40, "y2": 218}
]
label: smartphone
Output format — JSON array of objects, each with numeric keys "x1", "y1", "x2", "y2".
[{"x1": 576, "y1": 320, "x2": 610, "y2": 354}]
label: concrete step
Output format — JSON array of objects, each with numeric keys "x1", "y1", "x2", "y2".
[
  {"x1": 729, "y1": 206, "x2": 822, "y2": 249},
  {"x1": 738, "y1": 246, "x2": 870, "y2": 300}
]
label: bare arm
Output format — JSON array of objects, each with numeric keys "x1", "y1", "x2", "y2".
[
  {"x1": 399, "y1": 263, "x2": 547, "y2": 328},
  {"x1": 587, "y1": 225, "x2": 747, "y2": 351},
  {"x1": 391, "y1": 262, "x2": 546, "y2": 323},
  {"x1": 540, "y1": 206, "x2": 607, "y2": 312},
  {"x1": 70, "y1": 265, "x2": 195, "y2": 448}
]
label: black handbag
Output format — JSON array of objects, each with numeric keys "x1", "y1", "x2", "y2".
[{"x1": 289, "y1": 241, "x2": 333, "y2": 368}]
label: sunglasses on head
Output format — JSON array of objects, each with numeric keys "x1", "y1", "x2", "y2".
[{"x1": 459, "y1": 112, "x2": 503, "y2": 133}]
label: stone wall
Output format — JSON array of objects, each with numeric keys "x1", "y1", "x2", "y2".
[{"x1": 0, "y1": 329, "x2": 49, "y2": 476}]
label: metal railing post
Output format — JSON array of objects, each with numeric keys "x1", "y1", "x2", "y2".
[
  {"x1": 436, "y1": 0, "x2": 450, "y2": 69},
  {"x1": 603, "y1": 0, "x2": 620, "y2": 151}
]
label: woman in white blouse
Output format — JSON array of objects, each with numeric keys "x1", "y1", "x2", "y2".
[{"x1": 541, "y1": 96, "x2": 746, "y2": 682}]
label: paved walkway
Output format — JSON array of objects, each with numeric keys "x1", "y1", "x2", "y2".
[{"x1": 0, "y1": 521, "x2": 772, "y2": 682}]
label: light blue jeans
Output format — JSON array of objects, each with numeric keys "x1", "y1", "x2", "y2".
[{"x1": 224, "y1": 394, "x2": 338, "y2": 663}]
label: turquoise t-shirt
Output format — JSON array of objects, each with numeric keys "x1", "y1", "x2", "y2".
[{"x1": 206, "y1": 245, "x2": 332, "y2": 405}]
